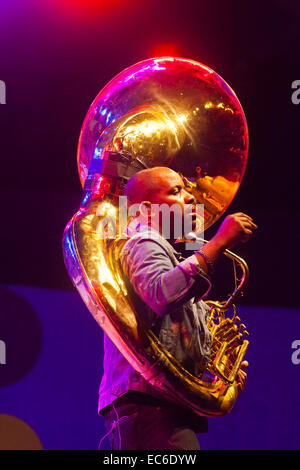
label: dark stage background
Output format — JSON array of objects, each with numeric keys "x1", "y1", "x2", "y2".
[{"x1": 0, "y1": 0, "x2": 299, "y2": 450}]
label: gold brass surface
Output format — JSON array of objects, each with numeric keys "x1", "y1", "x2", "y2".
[
  {"x1": 63, "y1": 58, "x2": 250, "y2": 417},
  {"x1": 77, "y1": 57, "x2": 248, "y2": 231}
]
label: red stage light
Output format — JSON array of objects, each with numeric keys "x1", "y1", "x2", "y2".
[
  {"x1": 151, "y1": 43, "x2": 181, "y2": 58},
  {"x1": 50, "y1": 0, "x2": 127, "y2": 17}
]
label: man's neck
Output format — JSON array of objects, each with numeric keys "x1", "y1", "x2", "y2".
[{"x1": 128, "y1": 219, "x2": 186, "y2": 246}]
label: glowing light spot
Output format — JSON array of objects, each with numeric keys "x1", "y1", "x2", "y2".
[
  {"x1": 152, "y1": 44, "x2": 181, "y2": 58},
  {"x1": 51, "y1": 0, "x2": 128, "y2": 17},
  {"x1": 177, "y1": 114, "x2": 187, "y2": 123}
]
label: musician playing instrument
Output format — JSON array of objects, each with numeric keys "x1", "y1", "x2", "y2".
[{"x1": 99, "y1": 166, "x2": 257, "y2": 450}]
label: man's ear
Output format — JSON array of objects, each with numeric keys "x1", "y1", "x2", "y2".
[{"x1": 138, "y1": 201, "x2": 152, "y2": 218}]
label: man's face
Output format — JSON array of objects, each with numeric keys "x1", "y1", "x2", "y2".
[{"x1": 140, "y1": 168, "x2": 197, "y2": 236}]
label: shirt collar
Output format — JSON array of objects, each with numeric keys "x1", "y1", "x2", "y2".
[{"x1": 124, "y1": 222, "x2": 183, "y2": 256}]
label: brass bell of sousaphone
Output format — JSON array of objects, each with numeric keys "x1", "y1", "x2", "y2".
[{"x1": 62, "y1": 57, "x2": 249, "y2": 417}]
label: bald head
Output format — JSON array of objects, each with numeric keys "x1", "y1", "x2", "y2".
[
  {"x1": 123, "y1": 166, "x2": 196, "y2": 238},
  {"x1": 124, "y1": 166, "x2": 179, "y2": 205}
]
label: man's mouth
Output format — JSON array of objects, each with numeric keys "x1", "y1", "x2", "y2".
[{"x1": 185, "y1": 205, "x2": 197, "y2": 221}]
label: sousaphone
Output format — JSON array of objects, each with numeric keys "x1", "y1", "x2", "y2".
[{"x1": 62, "y1": 57, "x2": 249, "y2": 416}]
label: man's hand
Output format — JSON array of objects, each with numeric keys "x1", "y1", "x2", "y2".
[
  {"x1": 195, "y1": 212, "x2": 258, "y2": 275},
  {"x1": 236, "y1": 360, "x2": 248, "y2": 395},
  {"x1": 214, "y1": 213, "x2": 258, "y2": 251}
]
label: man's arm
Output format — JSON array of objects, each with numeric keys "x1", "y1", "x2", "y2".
[
  {"x1": 120, "y1": 213, "x2": 257, "y2": 316},
  {"x1": 120, "y1": 235, "x2": 211, "y2": 316},
  {"x1": 195, "y1": 213, "x2": 258, "y2": 274}
]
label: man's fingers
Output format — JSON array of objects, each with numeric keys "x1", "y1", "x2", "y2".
[
  {"x1": 237, "y1": 372, "x2": 247, "y2": 393},
  {"x1": 232, "y1": 213, "x2": 257, "y2": 226},
  {"x1": 232, "y1": 212, "x2": 251, "y2": 218},
  {"x1": 236, "y1": 360, "x2": 248, "y2": 394},
  {"x1": 233, "y1": 213, "x2": 254, "y2": 221},
  {"x1": 238, "y1": 218, "x2": 258, "y2": 230},
  {"x1": 241, "y1": 219, "x2": 258, "y2": 228},
  {"x1": 240, "y1": 229, "x2": 255, "y2": 243},
  {"x1": 239, "y1": 370, "x2": 247, "y2": 380},
  {"x1": 242, "y1": 228, "x2": 254, "y2": 236}
]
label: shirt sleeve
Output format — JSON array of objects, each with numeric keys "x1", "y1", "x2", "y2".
[{"x1": 120, "y1": 235, "x2": 211, "y2": 316}]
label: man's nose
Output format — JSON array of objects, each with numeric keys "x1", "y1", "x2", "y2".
[{"x1": 184, "y1": 189, "x2": 195, "y2": 204}]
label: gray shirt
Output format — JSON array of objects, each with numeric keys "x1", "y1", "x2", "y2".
[{"x1": 98, "y1": 225, "x2": 212, "y2": 414}]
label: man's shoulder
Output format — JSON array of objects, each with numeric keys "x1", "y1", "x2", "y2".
[
  {"x1": 119, "y1": 228, "x2": 178, "y2": 270},
  {"x1": 121, "y1": 228, "x2": 173, "y2": 253}
]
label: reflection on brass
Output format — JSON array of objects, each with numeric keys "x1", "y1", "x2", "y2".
[{"x1": 63, "y1": 57, "x2": 250, "y2": 417}]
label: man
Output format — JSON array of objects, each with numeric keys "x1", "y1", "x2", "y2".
[{"x1": 98, "y1": 166, "x2": 257, "y2": 450}]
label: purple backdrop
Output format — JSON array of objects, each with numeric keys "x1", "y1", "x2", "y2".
[{"x1": 0, "y1": 284, "x2": 299, "y2": 450}]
